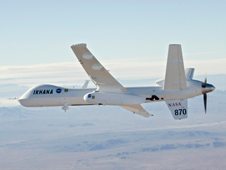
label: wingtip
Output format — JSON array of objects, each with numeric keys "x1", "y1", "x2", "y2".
[{"x1": 144, "y1": 113, "x2": 154, "y2": 117}]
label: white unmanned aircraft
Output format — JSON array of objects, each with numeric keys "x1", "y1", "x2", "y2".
[{"x1": 19, "y1": 44, "x2": 215, "y2": 120}]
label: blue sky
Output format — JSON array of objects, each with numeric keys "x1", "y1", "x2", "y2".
[
  {"x1": 0, "y1": 0, "x2": 226, "y2": 105},
  {"x1": 1, "y1": 0, "x2": 226, "y2": 66}
]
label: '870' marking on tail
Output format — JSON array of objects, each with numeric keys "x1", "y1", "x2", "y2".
[{"x1": 175, "y1": 109, "x2": 187, "y2": 116}]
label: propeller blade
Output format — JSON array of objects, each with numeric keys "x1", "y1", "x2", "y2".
[
  {"x1": 203, "y1": 94, "x2": 207, "y2": 113},
  {"x1": 204, "y1": 73, "x2": 207, "y2": 84}
]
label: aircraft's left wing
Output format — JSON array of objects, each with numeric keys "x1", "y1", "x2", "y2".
[
  {"x1": 71, "y1": 44, "x2": 129, "y2": 93},
  {"x1": 166, "y1": 99, "x2": 188, "y2": 120},
  {"x1": 121, "y1": 104, "x2": 154, "y2": 117}
]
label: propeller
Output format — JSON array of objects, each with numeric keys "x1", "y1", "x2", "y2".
[
  {"x1": 201, "y1": 74, "x2": 215, "y2": 113},
  {"x1": 203, "y1": 93, "x2": 207, "y2": 113},
  {"x1": 202, "y1": 74, "x2": 207, "y2": 113}
]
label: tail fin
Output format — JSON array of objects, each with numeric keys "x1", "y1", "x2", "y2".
[
  {"x1": 166, "y1": 99, "x2": 188, "y2": 120},
  {"x1": 164, "y1": 44, "x2": 187, "y2": 91},
  {"x1": 185, "y1": 68, "x2": 195, "y2": 79}
]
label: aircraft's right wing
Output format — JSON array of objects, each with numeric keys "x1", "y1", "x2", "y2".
[
  {"x1": 71, "y1": 44, "x2": 129, "y2": 93},
  {"x1": 121, "y1": 104, "x2": 154, "y2": 117},
  {"x1": 82, "y1": 80, "x2": 90, "y2": 89}
]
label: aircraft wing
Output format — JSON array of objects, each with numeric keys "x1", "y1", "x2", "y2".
[
  {"x1": 165, "y1": 99, "x2": 188, "y2": 120},
  {"x1": 121, "y1": 104, "x2": 154, "y2": 117},
  {"x1": 82, "y1": 80, "x2": 90, "y2": 89},
  {"x1": 71, "y1": 44, "x2": 129, "y2": 93},
  {"x1": 164, "y1": 45, "x2": 187, "y2": 91}
]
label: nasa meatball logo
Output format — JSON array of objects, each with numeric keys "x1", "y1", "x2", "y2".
[
  {"x1": 88, "y1": 94, "x2": 92, "y2": 98},
  {"x1": 56, "y1": 88, "x2": 62, "y2": 94}
]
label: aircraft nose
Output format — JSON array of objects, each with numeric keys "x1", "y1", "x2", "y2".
[
  {"x1": 18, "y1": 98, "x2": 30, "y2": 107},
  {"x1": 18, "y1": 98, "x2": 34, "y2": 107},
  {"x1": 202, "y1": 83, "x2": 215, "y2": 94}
]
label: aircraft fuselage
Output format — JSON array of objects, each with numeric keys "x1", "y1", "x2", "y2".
[{"x1": 19, "y1": 79, "x2": 208, "y2": 108}]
